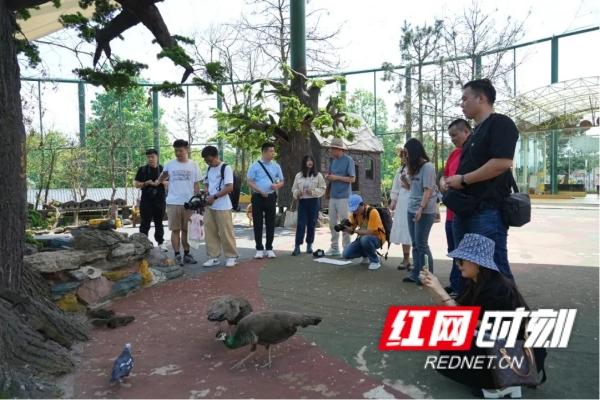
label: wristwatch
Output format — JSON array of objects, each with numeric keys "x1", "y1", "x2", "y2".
[
  {"x1": 213, "y1": 194, "x2": 219, "y2": 200},
  {"x1": 460, "y1": 175, "x2": 468, "y2": 187}
]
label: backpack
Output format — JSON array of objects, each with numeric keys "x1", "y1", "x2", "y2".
[
  {"x1": 206, "y1": 163, "x2": 240, "y2": 207},
  {"x1": 370, "y1": 205, "x2": 393, "y2": 259}
]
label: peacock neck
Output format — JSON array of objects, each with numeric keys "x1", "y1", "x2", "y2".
[{"x1": 224, "y1": 335, "x2": 242, "y2": 349}]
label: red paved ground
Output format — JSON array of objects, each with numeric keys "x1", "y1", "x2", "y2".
[{"x1": 74, "y1": 259, "x2": 410, "y2": 399}]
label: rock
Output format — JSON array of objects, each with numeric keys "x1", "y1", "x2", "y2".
[
  {"x1": 146, "y1": 247, "x2": 169, "y2": 267},
  {"x1": 53, "y1": 227, "x2": 66, "y2": 234},
  {"x1": 71, "y1": 227, "x2": 127, "y2": 250},
  {"x1": 34, "y1": 233, "x2": 74, "y2": 249},
  {"x1": 149, "y1": 268, "x2": 167, "y2": 284},
  {"x1": 25, "y1": 249, "x2": 108, "y2": 273},
  {"x1": 50, "y1": 281, "x2": 82, "y2": 299},
  {"x1": 67, "y1": 266, "x2": 103, "y2": 281},
  {"x1": 129, "y1": 233, "x2": 153, "y2": 252},
  {"x1": 111, "y1": 273, "x2": 142, "y2": 297},
  {"x1": 55, "y1": 293, "x2": 85, "y2": 312},
  {"x1": 89, "y1": 256, "x2": 144, "y2": 271},
  {"x1": 153, "y1": 265, "x2": 184, "y2": 280},
  {"x1": 24, "y1": 243, "x2": 38, "y2": 255},
  {"x1": 110, "y1": 243, "x2": 136, "y2": 258},
  {"x1": 102, "y1": 265, "x2": 138, "y2": 281},
  {"x1": 77, "y1": 276, "x2": 113, "y2": 305}
]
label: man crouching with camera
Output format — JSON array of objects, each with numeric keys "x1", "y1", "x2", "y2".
[{"x1": 340, "y1": 194, "x2": 386, "y2": 270}]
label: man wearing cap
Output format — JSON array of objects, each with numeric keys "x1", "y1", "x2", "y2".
[
  {"x1": 342, "y1": 194, "x2": 386, "y2": 270},
  {"x1": 325, "y1": 138, "x2": 356, "y2": 257},
  {"x1": 134, "y1": 149, "x2": 167, "y2": 252}
]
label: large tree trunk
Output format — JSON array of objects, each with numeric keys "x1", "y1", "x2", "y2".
[
  {"x1": 0, "y1": 0, "x2": 26, "y2": 291},
  {"x1": 0, "y1": 4, "x2": 89, "y2": 397},
  {"x1": 276, "y1": 132, "x2": 312, "y2": 210}
]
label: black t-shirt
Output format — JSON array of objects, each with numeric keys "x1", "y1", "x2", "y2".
[
  {"x1": 457, "y1": 113, "x2": 519, "y2": 207},
  {"x1": 135, "y1": 164, "x2": 165, "y2": 203}
]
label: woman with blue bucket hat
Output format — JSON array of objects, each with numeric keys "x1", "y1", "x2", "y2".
[{"x1": 419, "y1": 233, "x2": 548, "y2": 399}]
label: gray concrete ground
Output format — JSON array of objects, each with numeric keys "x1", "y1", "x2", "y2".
[{"x1": 116, "y1": 205, "x2": 599, "y2": 399}]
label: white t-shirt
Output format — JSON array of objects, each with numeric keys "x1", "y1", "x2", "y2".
[
  {"x1": 204, "y1": 162, "x2": 233, "y2": 211},
  {"x1": 163, "y1": 159, "x2": 201, "y2": 205}
]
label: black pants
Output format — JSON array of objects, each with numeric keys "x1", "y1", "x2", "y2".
[
  {"x1": 251, "y1": 193, "x2": 277, "y2": 251},
  {"x1": 140, "y1": 200, "x2": 165, "y2": 244}
]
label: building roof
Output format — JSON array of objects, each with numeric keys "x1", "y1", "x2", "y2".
[
  {"x1": 497, "y1": 76, "x2": 599, "y2": 131},
  {"x1": 314, "y1": 116, "x2": 384, "y2": 153},
  {"x1": 27, "y1": 187, "x2": 138, "y2": 209},
  {"x1": 17, "y1": 1, "x2": 97, "y2": 40}
]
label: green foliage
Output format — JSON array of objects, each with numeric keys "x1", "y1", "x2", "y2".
[
  {"x1": 152, "y1": 81, "x2": 185, "y2": 98},
  {"x1": 75, "y1": 60, "x2": 148, "y2": 92},
  {"x1": 157, "y1": 45, "x2": 194, "y2": 69},
  {"x1": 27, "y1": 210, "x2": 46, "y2": 229},
  {"x1": 15, "y1": 38, "x2": 41, "y2": 68},
  {"x1": 59, "y1": 12, "x2": 95, "y2": 42},
  {"x1": 84, "y1": 86, "x2": 170, "y2": 188}
]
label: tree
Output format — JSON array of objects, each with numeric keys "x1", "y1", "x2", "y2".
[
  {"x1": 238, "y1": 0, "x2": 342, "y2": 76},
  {"x1": 26, "y1": 130, "x2": 70, "y2": 208},
  {"x1": 2, "y1": 1, "x2": 222, "y2": 396},
  {"x1": 215, "y1": 65, "x2": 359, "y2": 208},
  {"x1": 346, "y1": 89, "x2": 399, "y2": 184},
  {"x1": 442, "y1": 0, "x2": 527, "y2": 91}
]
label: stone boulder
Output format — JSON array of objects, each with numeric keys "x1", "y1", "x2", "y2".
[
  {"x1": 72, "y1": 227, "x2": 128, "y2": 250},
  {"x1": 146, "y1": 247, "x2": 169, "y2": 267},
  {"x1": 129, "y1": 233, "x2": 154, "y2": 252},
  {"x1": 77, "y1": 276, "x2": 113, "y2": 305},
  {"x1": 110, "y1": 243, "x2": 136, "y2": 259},
  {"x1": 25, "y1": 249, "x2": 108, "y2": 273}
]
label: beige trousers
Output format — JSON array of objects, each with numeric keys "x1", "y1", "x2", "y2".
[{"x1": 204, "y1": 208, "x2": 238, "y2": 258}]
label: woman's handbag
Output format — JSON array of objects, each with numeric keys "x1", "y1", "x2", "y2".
[
  {"x1": 284, "y1": 199, "x2": 298, "y2": 228},
  {"x1": 486, "y1": 337, "x2": 540, "y2": 388}
]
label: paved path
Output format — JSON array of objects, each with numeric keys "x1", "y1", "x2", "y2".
[{"x1": 73, "y1": 207, "x2": 599, "y2": 398}]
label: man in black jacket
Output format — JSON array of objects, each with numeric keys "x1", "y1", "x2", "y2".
[
  {"x1": 134, "y1": 149, "x2": 167, "y2": 251},
  {"x1": 444, "y1": 79, "x2": 519, "y2": 281}
]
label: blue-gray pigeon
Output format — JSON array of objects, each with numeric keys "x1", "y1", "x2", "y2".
[{"x1": 111, "y1": 343, "x2": 134, "y2": 382}]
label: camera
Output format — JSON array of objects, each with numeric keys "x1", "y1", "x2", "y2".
[
  {"x1": 184, "y1": 191, "x2": 207, "y2": 214},
  {"x1": 333, "y1": 218, "x2": 352, "y2": 232}
]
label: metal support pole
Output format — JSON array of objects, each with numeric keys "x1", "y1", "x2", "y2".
[
  {"x1": 217, "y1": 88, "x2": 224, "y2": 160},
  {"x1": 373, "y1": 71, "x2": 378, "y2": 135},
  {"x1": 440, "y1": 61, "x2": 445, "y2": 168},
  {"x1": 290, "y1": 0, "x2": 306, "y2": 74},
  {"x1": 37, "y1": 80, "x2": 44, "y2": 138},
  {"x1": 475, "y1": 55, "x2": 482, "y2": 79},
  {"x1": 405, "y1": 66, "x2": 412, "y2": 140},
  {"x1": 550, "y1": 36, "x2": 559, "y2": 193},
  {"x1": 340, "y1": 75, "x2": 346, "y2": 105},
  {"x1": 78, "y1": 81, "x2": 86, "y2": 146},
  {"x1": 152, "y1": 89, "x2": 160, "y2": 157},
  {"x1": 513, "y1": 48, "x2": 517, "y2": 97},
  {"x1": 551, "y1": 36, "x2": 559, "y2": 84}
]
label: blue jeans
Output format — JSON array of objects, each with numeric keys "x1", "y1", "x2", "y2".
[
  {"x1": 452, "y1": 207, "x2": 513, "y2": 280},
  {"x1": 407, "y1": 212, "x2": 435, "y2": 280},
  {"x1": 446, "y1": 220, "x2": 464, "y2": 293},
  {"x1": 295, "y1": 198, "x2": 320, "y2": 246},
  {"x1": 342, "y1": 235, "x2": 381, "y2": 263}
]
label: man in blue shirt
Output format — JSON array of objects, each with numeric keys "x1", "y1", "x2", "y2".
[
  {"x1": 325, "y1": 137, "x2": 356, "y2": 256},
  {"x1": 247, "y1": 142, "x2": 284, "y2": 259}
]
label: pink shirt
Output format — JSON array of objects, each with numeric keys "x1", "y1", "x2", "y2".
[{"x1": 444, "y1": 148, "x2": 463, "y2": 221}]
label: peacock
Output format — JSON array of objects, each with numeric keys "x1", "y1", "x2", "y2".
[
  {"x1": 216, "y1": 311, "x2": 322, "y2": 370},
  {"x1": 207, "y1": 295, "x2": 253, "y2": 335}
]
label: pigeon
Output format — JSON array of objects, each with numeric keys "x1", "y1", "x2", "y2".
[
  {"x1": 110, "y1": 343, "x2": 134, "y2": 383},
  {"x1": 216, "y1": 311, "x2": 321, "y2": 369},
  {"x1": 207, "y1": 295, "x2": 253, "y2": 336}
]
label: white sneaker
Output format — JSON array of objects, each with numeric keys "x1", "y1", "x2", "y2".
[
  {"x1": 481, "y1": 386, "x2": 522, "y2": 399},
  {"x1": 159, "y1": 243, "x2": 168, "y2": 252},
  {"x1": 225, "y1": 257, "x2": 237, "y2": 267},
  {"x1": 368, "y1": 262, "x2": 381, "y2": 270},
  {"x1": 325, "y1": 249, "x2": 341, "y2": 257},
  {"x1": 203, "y1": 258, "x2": 221, "y2": 268},
  {"x1": 360, "y1": 257, "x2": 369, "y2": 265},
  {"x1": 254, "y1": 250, "x2": 265, "y2": 259},
  {"x1": 266, "y1": 250, "x2": 276, "y2": 259}
]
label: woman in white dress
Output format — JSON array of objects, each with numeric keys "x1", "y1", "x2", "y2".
[{"x1": 389, "y1": 147, "x2": 412, "y2": 270}]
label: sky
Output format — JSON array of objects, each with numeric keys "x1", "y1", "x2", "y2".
[{"x1": 20, "y1": 0, "x2": 600, "y2": 141}]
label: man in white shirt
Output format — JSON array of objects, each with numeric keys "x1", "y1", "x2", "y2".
[
  {"x1": 200, "y1": 145, "x2": 239, "y2": 268},
  {"x1": 158, "y1": 139, "x2": 200, "y2": 266}
]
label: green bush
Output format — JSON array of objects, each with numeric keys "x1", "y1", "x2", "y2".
[{"x1": 27, "y1": 209, "x2": 46, "y2": 229}]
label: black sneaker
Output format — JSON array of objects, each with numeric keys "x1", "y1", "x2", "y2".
[
  {"x1": 402, "y1": 276, "x2": 418, "y2": 283},
  {"x1": 183, "y1": 253, "x2": 198, "y2": 264}
]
